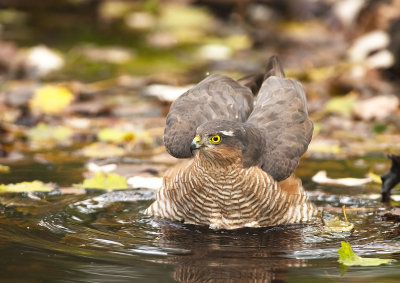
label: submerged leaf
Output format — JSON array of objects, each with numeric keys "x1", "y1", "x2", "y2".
[
  {"x1": 0, "y1": 181, "x2": 54, "y2": 193},
  {"x1": 338, "y1": 241, "x2": 394, "y2": 266},
  {"x1": 77, "y1": 172, "x2": 128, "y2": 191},
  {"x1": 29, "y1": 85, "x2": 74, "y2": 114}
]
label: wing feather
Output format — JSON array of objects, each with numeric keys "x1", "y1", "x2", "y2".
[{"x1": 246, "y1": 76, "x2": 313, "y2": 181}]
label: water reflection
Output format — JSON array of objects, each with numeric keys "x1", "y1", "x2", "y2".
[{"x1": 153, "y1": 223, "x2": 310, "y2": 282}]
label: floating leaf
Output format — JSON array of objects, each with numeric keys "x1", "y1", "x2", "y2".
[
  {"x1": 0, "y1": 164, "x2": 10, "y2": 173},
  {"x1": 0, "y1": 181, "x2": 54, "y2": 193},
  {"x1": 97, "y1": 128, "x2": 134, "y2": 143},
  {"x1": 338, "y1": 241, "x2": 394, "y2": 266},
  {"x1": 29, "y1": 85, "x2": 73, "y2": 114},
  {"x1": 81, "y1": 142, "x2": 125, "y2": 158},
  {"x1": 323, "y1": 216, "x2": 354, "y2": 233},
  {"x1": 77, "y1": 172, "x2": 128, "y2": 191}
]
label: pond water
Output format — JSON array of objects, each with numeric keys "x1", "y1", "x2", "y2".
[{"x1": 0, "y1": 156, "x2": 399, "y2": 282}]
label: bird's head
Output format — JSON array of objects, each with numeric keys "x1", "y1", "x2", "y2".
[{"x1": 190, "y1": 120, "x2": 263, "y2": 167}]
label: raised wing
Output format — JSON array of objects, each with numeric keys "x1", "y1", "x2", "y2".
[
  {"x1": 246, "y1": 76, "x2": 313, "y2": 181},
  {"x1": 164, "y1": 74, "x2": 254, "y2": 158}
]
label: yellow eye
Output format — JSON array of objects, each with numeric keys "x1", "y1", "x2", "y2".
[{"x1": 209, "y1": 135, "x2": 221, "y2": 144}]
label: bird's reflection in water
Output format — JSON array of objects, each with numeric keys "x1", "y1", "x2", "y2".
[{"x1": 153, "y1": 221, "x2": 311, "y2": 283}]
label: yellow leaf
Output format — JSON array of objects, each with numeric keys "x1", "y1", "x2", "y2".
[
  {"x1": 81, "y1": 142, "x2": 125, "y2": 158},
  {"x1": 0, "y1": 164, "x2": 10, "y2": 173},
  {"x1": 30, "y1": 85, "x2": 74, "y2": 114},
  {"x1": 367, "y1": 171, "x2": 382, "y2": 184},
  {"x1": 0, "y1": 181, "x2": 53, "y2": 193},
  {"x1": 27, "y1": 123, "x2": 73, "y2": 142},
  {"x1": 225, "y1": 34, "x2": 252, "y2": 51},
  {"x1": 97, "y1": 128, "x2": 134, "y2": 143},
  {"x1": 76, "y1": 172, "x2": 128, "y2": 191},
  {"x1": 324, "y1": 92, "x2": 358, "y2": 116},
  {"x1": 308, "y1": 142, "x2": 342, "y2": 154}
]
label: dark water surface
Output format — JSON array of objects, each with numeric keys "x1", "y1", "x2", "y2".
[{"x1": 0, "y1": 156, "x2": 400, "y2": 282}]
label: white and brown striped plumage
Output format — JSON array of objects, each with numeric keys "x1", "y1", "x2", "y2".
[{"x1": 145, "y1": 56, "x2": 316, "y2": 229}]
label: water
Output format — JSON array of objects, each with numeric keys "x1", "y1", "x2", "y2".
[{"x1": 0, "y1": 156, "x2": 399, "y2": 282}]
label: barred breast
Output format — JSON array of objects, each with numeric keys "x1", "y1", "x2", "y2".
[{"x1": 145, "y1": 158, "x2": 316, "y2": 230}]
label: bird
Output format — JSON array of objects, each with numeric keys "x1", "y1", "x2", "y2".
[
  {"x1": 145, "y1": 56, "x2": 317, "y2": 230},
  {"x1": 381, "y1": 154, "x2": 400, "y2": 202}
]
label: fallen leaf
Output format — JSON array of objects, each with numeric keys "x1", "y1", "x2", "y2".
[
  {"x1": 367, "y1": 171, "x2": 382, "y2": 184},
  {"x1": 97, "y1": 128, "x2": 134, "y2": 143},
  {"x1": 323, "y1": 216, "x2": 354, "y2": 233},
  {"x1": 312, "y1": 170, "x2": 372, "y2": 186},
  {"x1": 307, "y1": 140, "x2": 342, "y2": 154},
  {"x1": 80, "y1": 142, "x2": 125, "y2": 158},
  {"x1": 29, "y1": 85, "x2": 74, "y2": 114},
  {"x1": 27, "y1": 123, "x2": 73, "y2": 143},
  {"x1": 324, "y1": 93, "x2": 358, "y2": 116},
  {"x1": 76, "y1": 172, "x2": 128, "y2": 191},
  {"x1": 0, "y1": 164, "x2": 10, "y2": 173},
  {"x1": 338, "y1": 241, "x2": 394, "y2": 266},
  {"x1": 0, "y1": 181, "x2": 54, "y2": 193}
]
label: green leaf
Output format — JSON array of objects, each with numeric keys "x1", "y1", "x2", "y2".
[
  {"x1": 77, "y1": 172, "x2": 128, "y2": 191},
  {"x1": 0, "y1": 181, "x2": 54, "y2": 193},
  {"x1": 338, "y1": 241, "x2": 394, "y2": 266},
  {"x1": 372, "y1": 123, "x2": 387, "y2": 134}
]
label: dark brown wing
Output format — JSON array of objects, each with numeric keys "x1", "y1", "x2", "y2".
[
  {"x1": 164, "y1": 74, "x2": 254, "y2": 158},
  {"x1": 246, "y1": 76, "x2": 313, "y2": 181}
]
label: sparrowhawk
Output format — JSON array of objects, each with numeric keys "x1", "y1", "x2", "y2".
[{"x1": 145, "y1": 56, "x2": 316, "y2": 230}]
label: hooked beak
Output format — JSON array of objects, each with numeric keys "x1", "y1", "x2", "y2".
[{"x1": 190, "y1": 135, "x2": 202, "y2": 152}]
